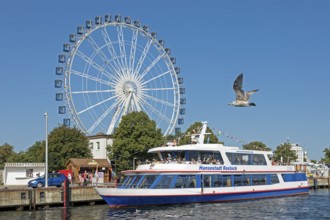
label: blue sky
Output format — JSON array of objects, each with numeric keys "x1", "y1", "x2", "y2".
[{"x1": 0, "y1": 0, "x2": 329, "y2": 161}]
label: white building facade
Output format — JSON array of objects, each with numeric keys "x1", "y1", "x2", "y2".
[
  {"x1": 3, "y1": 163, "x2": 45, "y2": 186},
  {"x1": 88, "y1": 134, "x2": 113, "y2": 161},
  {"x1": 290, "y1": 143, "x2": 305, "y2": 163}
]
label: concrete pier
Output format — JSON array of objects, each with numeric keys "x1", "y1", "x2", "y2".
[{"x1": 0, "y1": 185, "x2": 105, "y2": 211}]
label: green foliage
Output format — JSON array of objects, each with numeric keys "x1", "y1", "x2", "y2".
[
  {"x1": 0, "y1": 143, "x2": 15, "y2": 169},
  {"x1": 322, "y1": 147, "x2": 330, "y2": 164},
  {"x1": 48, "y1": 125, "x2": 92, "y2": 172},
  {"x1": 273, "y1": 143, "x2": 298, "y2": 164},
  {"x1": 179, "y1": 122, "x2": 220, "y2": 145},
  {"x1": 1, "y1": 126, "x2": 91, "y2": 172},
  {"x1": 10, "y1": 141, "x2": 45, "y2": 163},
  {"x1": 243, "y1": 141, "x2": 271, "y2": 151},
  {"x1": 108, "y1": 111, "x2": 164, "y2": 174}
]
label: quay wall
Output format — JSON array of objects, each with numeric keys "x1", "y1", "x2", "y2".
[{"x1": 0, "y1": 186, "x2": 104, "y2": 211}]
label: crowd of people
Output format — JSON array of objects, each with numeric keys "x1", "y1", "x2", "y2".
[
  {"x1": 81, "y1": 170, "x2": 96, "y2": 186},
  {"x1": 144, "y1": 155, "x2": 223, "y2": 165},
  {"x1": 71, "y1": 170, "x2": 97, "y2": 186}
]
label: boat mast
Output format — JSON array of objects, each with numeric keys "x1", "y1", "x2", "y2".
[{"x1": 197, "y1": 121, "x2": 208, "y2": 144}]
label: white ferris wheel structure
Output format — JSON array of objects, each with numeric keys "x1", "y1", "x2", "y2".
[{"x1": 55, "y1": 14, "x2": 185, "y2": 136}]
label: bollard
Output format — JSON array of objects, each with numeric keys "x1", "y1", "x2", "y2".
[{"x1": 313, "y1": 178, "x2": 318, "y2": 189}]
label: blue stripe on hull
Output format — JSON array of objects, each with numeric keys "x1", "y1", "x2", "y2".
[{"x1": 102, "y1": 187, "x2": 309, "y2": 207}]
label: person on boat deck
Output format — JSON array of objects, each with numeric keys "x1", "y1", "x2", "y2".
[{"x1": 235, "y1": 157, "x2": 242, "y2": 165}]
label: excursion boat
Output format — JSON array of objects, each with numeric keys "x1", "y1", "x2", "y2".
[{"x1": 95, "y1": 122, "x2": 309, "y2": 208}]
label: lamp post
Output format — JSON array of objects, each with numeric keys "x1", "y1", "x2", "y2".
[
  {"x1": 45, "y1": 112, "x2": 49, "y2": 188},
  {"x1": 133, "y1": 157, "x2": 137, "y2": 170}
]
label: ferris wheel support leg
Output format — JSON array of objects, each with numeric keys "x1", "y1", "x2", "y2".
[{"x1": 107, "y1": 106, "x2": 122, "y2": 135}]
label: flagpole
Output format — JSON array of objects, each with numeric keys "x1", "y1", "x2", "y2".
[{"x1": 45, "y1": 112, "x2": 49, "y2": 188}]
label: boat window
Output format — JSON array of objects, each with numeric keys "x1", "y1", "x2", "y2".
[
  {"x1": 120, "y1": 175, "x2": 135, "y2": 188},
  {"x1": 138, "y1": 175, "x2": 158, "y2": 189},
  {"x1": 203, "y1": 175, "x2": 212, "y2": 188},
  {"x1": 183, "y1": 151, "x2": 223, "y2": 164},
  {"x1": 223, "y1": 175, "x2": 232, "y2": 187},
  {"x1": 157, "y1": 151, "x2": 223, "y2": 164},
  {"x1": 252, "y1": 175, "x2": 267, "y2": 185},
  {"x1": 226, "y1": 153, "x2": 249, "y2": 165},
  {"x1": 243, "y1": 175, "x2": 251, "y2": 186},
  {"x1": 234, "y1": 175, "x2": 244, "y2": 186},
  {"x1": 130, "y1": 175, "x2": 144, "y2": 188},
  {"x1": 154, "y1": 175, "x2": 175, "y2": 189},
  {"x1": 213, "y1": 175, "x2": 223, "y2": 187},
  {"x1": 174, "y1": 175, "x2": 196, "y2": 188},
  {"x1": 252, "y1": 154, "x2": 267, "y2": 165},
  {"x1": 226, "y1": 153, "x2": 267, "y2": 165},
  {"x1": 213, "y1": 175, "x2": 231, "y2": 187},
  {"x1": 270, "y1": 174, "x2": 279, "y2": 184}
]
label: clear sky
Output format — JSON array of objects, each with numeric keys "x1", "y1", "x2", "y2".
[{"x1": 0, "y1": 0, "x2": 329, "y2": 161}]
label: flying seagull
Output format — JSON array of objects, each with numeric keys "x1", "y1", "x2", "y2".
[{"x1": 229, "y1": 73, "x2": 259, "y2": 107}]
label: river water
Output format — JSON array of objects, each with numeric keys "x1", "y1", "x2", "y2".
[{"x1": 0, "y1": 189, "x2": 329, "y2": 220}]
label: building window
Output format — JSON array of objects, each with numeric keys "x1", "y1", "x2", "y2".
[
  {"x1": 26, "y1": 169, "x2": 33, "y2": 177},
  {"x1": 89, "y1": 142, "x2": 93, "y2": 150},
  {"x1": 97, "y1": 142, "x2": 100, "y2": 150}
]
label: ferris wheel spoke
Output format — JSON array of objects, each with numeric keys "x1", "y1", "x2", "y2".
[
  {"x1": 71, "y1": 89, "x2": 115, "y2": 94},
  {"x1": 107, "y1": 100, "x2": 126, "y2": 134},
  {"x1": 141, "y1": 93, "x2": 175, "y2": 108},
  {"x1": 129, "y1": 29, "x2": 138, "y2": 72},
  {"x1": 71, "y1": 69, "x2": 116, "y2": 87},
  {"x1": 138, "y1": 53, "x2": 166, "y2": 81},
  {"x1": 140, "y1": 99, "x2": 171, "y2": 124},
  {"x1": 122, "y1": 92, "x2": 133, "y2": 115},
  {"x1": 75, "y1": 50, "x2": 117, "y2": 82},
  {"x1": 131, "y1": 92, "x2": 142, "y2": 112},
  {"x1": 77, "y1": 93, "x2": 120, "y2": 115},
  {"x1": 117, "y1": 25, "x2": 129, "y2": 70},
  {"x1": 140, "y1": 70, "x2": 171, "y2": 86},
  {"x1": 141, "y1": 87, "x2": 175, "y2": 92},
  {"x1": 101, "y1": 27, "x2": 123, "y2": 72},
  {"x1": 134, "y1": 39, "x2": 152, "y2": 77},
  {"x1": 85, "y1": 35, "x2": 116, "y2": 71},
  {"x1": 87, "y1": 99, "x2": 121, "y2": 134}
]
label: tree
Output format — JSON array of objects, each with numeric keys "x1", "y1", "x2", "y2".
[
  {"x1": 48, "y1": 125, "x2": 92, "y2": 172},
  {"x1": 273, "y1": 143, "x2": 298, "y2": 164},
  {"x1": 108, "y1": 111, "x2": 164, "y2": 175},
  {"x1": 243, "y1": 141, "x2": 271, "y2": 151},
  {"x1": 322, "y1": 147, "x2": 330, "y2": 164},
  {"x1": 9, "y1": 141, "x2": 46, "y2": 163},
  {"x1": 179, "y1": 122, "x2": 220, "y2": 145},
  {"x1": 0, "y1": 143, "x2": 15, "y2": 169}
]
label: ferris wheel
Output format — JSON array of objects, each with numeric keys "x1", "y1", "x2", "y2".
[{"x1": 55, "y1": 14, "x2": 185, "y2": 136}]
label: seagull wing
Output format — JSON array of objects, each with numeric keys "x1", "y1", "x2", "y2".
[
  {"x1": 233, "y1": 73, "x2": 245, "y2": 101},
  {"x1": 245, "y1": 89, "x2": 259, "y2": 100}
]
